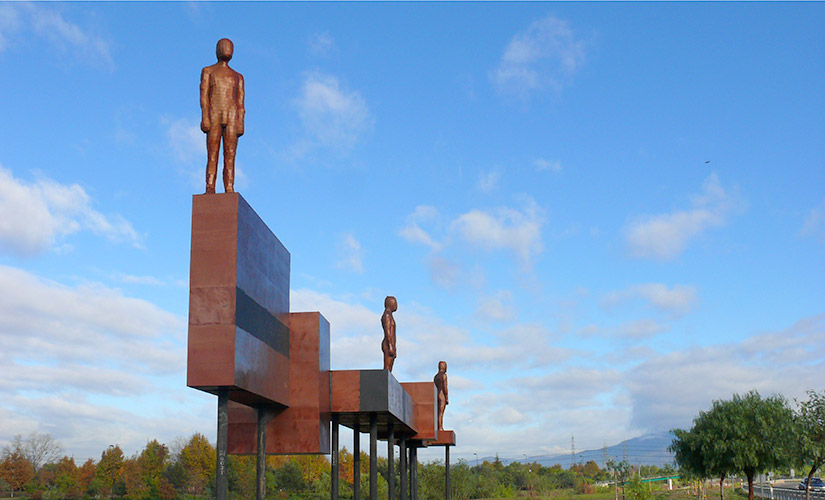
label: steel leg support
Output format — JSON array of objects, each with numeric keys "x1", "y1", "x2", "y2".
[
  {"x1": 216, "y1": 389, "x2": 228, "y2": 500},
  {"x1": 370, "y1": 413, "x2": 377, "y2": 500}
]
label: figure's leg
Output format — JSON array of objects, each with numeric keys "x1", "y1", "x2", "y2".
[
  {"x1": 205, "y1": 128, "x2": 222, "y2": 193},
  {"x1": 222, "y1": 127, "x2": 238, "y2": 193}
]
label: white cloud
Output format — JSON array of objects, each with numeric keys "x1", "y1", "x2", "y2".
[
  {"x1": 290, "y1": 288, "x2": 376, "y2": 334},
  {"x1": 427, "y1": 256, "x2": 461, "y2": 289},
  {"x1": 477, "y1": 170, "x2": 501, "y2": 193},
  {"x1": 801, "y1": 199, "x2": 825, "y2": 241},
  {"x1": 491, "y1": 15, "x2": 586, "y2": 99},
  {"x1": 337, "y1": 233, "x2": 364, "y2": 273},
  {"x1": 0, "y1": 266, "x2": 183, "y2": 370},
  {"x1": 0, "y1": 165, "x2": 142, "y2": 256},
  {"x1": 0, "y1": 265, "x2": 198, "y2": 459},
  {"x1": 476, "y1": 290, "x2": 517, "y2": 322},
  {"x1": 602, "y1": 283, "x2": 698, "y2": 316},
  {"x1": 294, "y1": 73, "x2": 373, "y2": 152},
  {"x1": 2, "y1": 4, "x2": 112, "y2": 66},
  {"x1": 625, "y1": 173, "x2": 744, "y2": 260},
  {"x1": 625, "y1": 314, "x2": 825, "y2": 432},
  {"x1": 166, "y1": 118, "x2": 204, "y2": 164},
  {"x1": 0, "y1": 4, "x2": 21, "y2": 52},
  {"x1": 618, "y1": 319, "x2": 670, "y2": 339},
  {"x1": 534, "y1": 158, "x2": 562, "y2": 172},
  {"x1": 398, "y1": 205, "x2": 442, "y2": 251},
  {"x1": 308, "y1": 32, "x2": 334, "y2": 56},
  {"x1": 116, "y1": 273, "x2": 165, "y2": 286},
  {"x1": 451, "y1": 198, "x2": 545, "y2": 266}
]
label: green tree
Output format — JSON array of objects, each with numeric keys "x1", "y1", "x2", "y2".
[
  {"x1": 95, "y1": 445, "x2": 125, "y2": 500},
  {"x1": 795, "y1": 390, "x2": 825, "y2": 500},
  {"x1": 51, "y1": 456, "x2": 81, "y2": 500},
  {"x1": 673, "y1": 391, "x2": 793, "y2": 500},
  {"x1": 179, "y1": 433, "x2": 215, "y2": 499}
]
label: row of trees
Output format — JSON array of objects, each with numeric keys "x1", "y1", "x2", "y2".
[
  {"x1": 670, "y1": 390, "x2": 825, "y2": 500},
  {"x1": 2, "y1": 431, "x2": 666, "y2": 500}
]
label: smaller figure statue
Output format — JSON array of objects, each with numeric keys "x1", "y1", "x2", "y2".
[
  {"x1": 200, "y1": 38, "x2": 245, "y2": 194},
  {"x1": 434, "y1": 361, "x2": 449, "y2": 431},
  {"x1": 381, "y1": 296, "x2": 397, "y2": 372}
]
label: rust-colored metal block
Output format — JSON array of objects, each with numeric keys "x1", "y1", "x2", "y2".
[
  {"x1": 429, "y1": 430, "x2": 456, "y2": 447},
  {"x1": 330, "y1": 370, "x2": 361, "y2": 413},
  {"x1": 227, "y1": 312, "x2": 331, "y2": 454},
  {"x1": 401, "y1": 382, "x2": 437, "y2": 442},
  {"x1": 331, "y1": 369, "x2": 416, "y2": 435},
  {"x1": 187, "y1": 193, "x2": 290, "y2": 407}
]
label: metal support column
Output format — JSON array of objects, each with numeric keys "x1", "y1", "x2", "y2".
[
  {"x1": 353, "y1": 417, "x2": 360, "y2": 500},
  {"x1": 410, "y1": 444, "x2": 418, "y2": 500},
  {"x1": 370, "y1": 413, "x2": 378, "y2": 500},
  {"x1": 331, "y1": 415, "x2": 339, "y2": 500},
  {"x1": 216, "y1": 389, "x2": 228, "y2": 500},
  {"x1": 399, "y1": 437, "x2": 407, "y2": 500},
  {"x1": 445, "y1": 446, "x2": 451, "y2": 500},
  {"x1": 256, "y1": 408, "x2": 267, "y2": 500},
  {"x1": 387, "y1": 422, "x2": 394, "y2": 500}
]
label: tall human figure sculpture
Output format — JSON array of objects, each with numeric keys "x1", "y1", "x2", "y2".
[
  {"x1": 434, "y1": 361, "x2": 449, "y2": 431},
  {"x1": 200, "y1": 38, "x2": 245, "y2": 194},
  {"x1": 381, "y1": 296, "x2": 397, "y2": 372}
]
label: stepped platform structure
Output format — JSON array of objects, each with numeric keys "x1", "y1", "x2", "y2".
[{"x1": 187, "y1": 193, "x2": 456, "y2": 500}]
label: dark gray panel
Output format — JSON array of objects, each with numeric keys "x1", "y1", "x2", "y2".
[
  {"x1": 236, "y1": 194, "x2": 290, "y2": 316},
  {"x1": 235, "y1": 286, "x2": 289, "y2": 357},
  {"x1": 360, "y1": 370, "x2": 389, "y2": 412}
]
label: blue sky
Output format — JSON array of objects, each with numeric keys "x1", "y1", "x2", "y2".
[{"x1": 0, "y1": 2, "x2": 823, "y2": 464}]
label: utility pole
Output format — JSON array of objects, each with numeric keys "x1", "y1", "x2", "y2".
[{"x1": 603, "y1": 442, "x2": 608, "y2": 468}]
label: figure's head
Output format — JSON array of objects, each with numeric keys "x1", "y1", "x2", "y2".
[
  {"x1": 384, "y1": 296, "x2": 397, "y2": 312},
  {"x1": 438, "y1": 360, "x2": 447, "y2": 372},
  {"x1": 216, "y1": 38, "x2": 234, "y2": 62}
]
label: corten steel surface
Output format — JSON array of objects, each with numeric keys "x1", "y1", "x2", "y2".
[
  {"x1": 187, "y1": 193, "x2": 290, "y2": 407},
  {"x1": 227, "y1": 312, "x2": 331, "y2": 454},
  {"x1": 201, "y1": 38, "x2": 245, "y2": 194},
  {"x1": 428, "y1": 430, "x2": 456, "y2": 447},
  {"x1": 381, "y1": 296, "x2": 397, "y2": 372},
  {"x1": 400, "y1": 382, "x2": 437, "y2": 442},
  {"x1": 331, "y1": 369, "x2": 416, "y2": 434},
  {"x1": 434, "y1": 361, "x2": 448, "y2": 431}
]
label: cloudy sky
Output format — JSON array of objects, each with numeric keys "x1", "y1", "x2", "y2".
[{"x1": 0, "y1": 2, "x2": 823, "y2": 464}]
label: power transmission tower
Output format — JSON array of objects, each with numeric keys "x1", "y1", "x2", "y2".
[{"x1": 571, "y1": 435, "x2": 575, "y2": 468}]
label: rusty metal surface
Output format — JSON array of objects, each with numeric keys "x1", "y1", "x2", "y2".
[
  {"x1": 381, "y1": 296, "x2": 397, "y2": 371},
  {"x1": 401, "y1": 381, "x2": 437, "y2": 442},
  {"x1": 434, "y1": 361, "x2": 448, "y2": 431},
  {"x1": 201, "y1": 38, "x2": 245, "y2": 194},
  {"x1": 227, "y1": 312, "x2": 331, "y2": 455},
  {"x1": 187, "y1": 193, "x2": 290, "y2": 407}
]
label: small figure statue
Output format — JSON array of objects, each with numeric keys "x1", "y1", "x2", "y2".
[
  {"x1": 200, "y1": 38, "x2": 245, "y2": 194},
  {"x1": 381, "y1": 296, "x2": 397, "y2": 372},
  {"x1": 434, "y1": 361, "x2": 449, "y2": 431}
]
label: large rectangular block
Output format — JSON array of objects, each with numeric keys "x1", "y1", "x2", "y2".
[
  {"x1": 187, "y1": 193, "x2": 290, "y2": 407},
  {"x1": 401, "y1": 382, "x2": 437, "y2": 442},
  {"x1": 331, "y1": 369, "x2": 416, "y2": 434},
  {"x1": 227, "y1": 312, "x2": 331, "y2": 455}
]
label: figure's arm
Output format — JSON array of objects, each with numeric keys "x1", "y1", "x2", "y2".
[
  {"x1": 237, "y1": 74, "x2": 245, "y2": 136},
  {"x1": 444, "y1": 374, "x2": 448, "y2": 404},
  {"x1": 200, "y1": 68, "x2": 210, "y2": 132}
]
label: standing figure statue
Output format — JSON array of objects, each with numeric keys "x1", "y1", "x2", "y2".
[
  {"x1": 200, "y1": 38, "x2": 245, "y2": 194},
  {"x1": 381, "y1": 296, "x2": 397, "y2": 372},
  {"x1": 434, "y1": 361, "x2": 449, "y2": 431}
]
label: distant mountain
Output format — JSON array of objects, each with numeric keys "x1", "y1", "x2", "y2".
[{"x1": 486, "y1": 432, "x2": 676, "y2": 468}]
